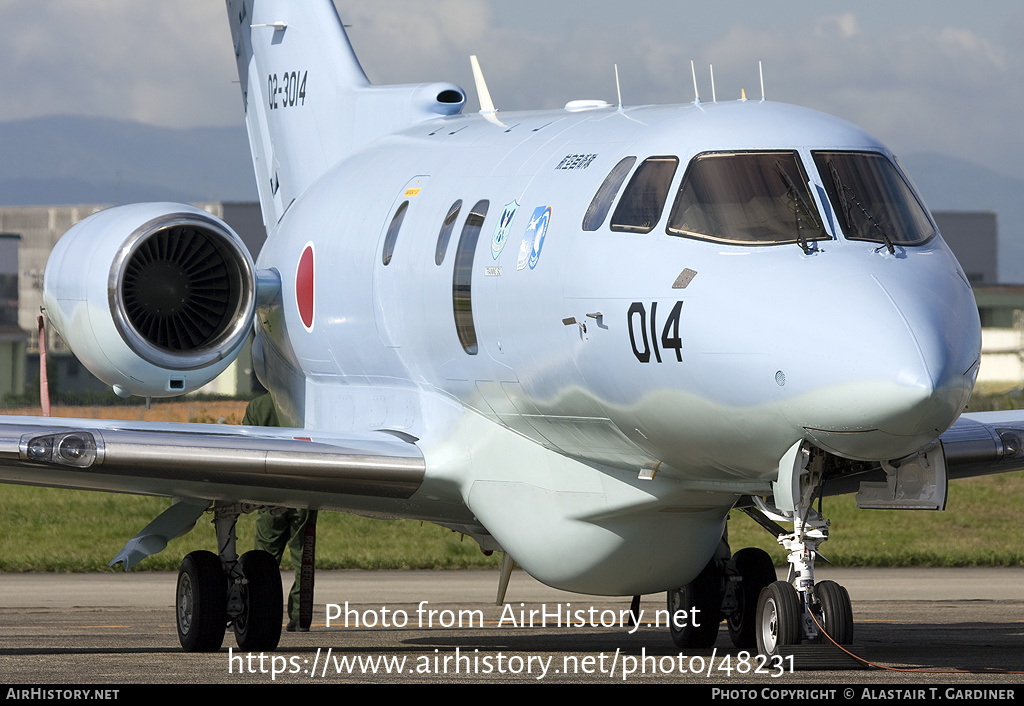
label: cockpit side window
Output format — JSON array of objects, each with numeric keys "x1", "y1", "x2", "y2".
[
  {"x1": 610, "y1": 156, "x2": 678, "y2": 233},
  {"x1": 582, "y1": 156, "x2": 636, "y2": 231},
  {"x1": 666, "y1": 151, "x2": 828, "y2": 246},
  {"x1": 812, "y1": 151, "x2": 935, "y2": 247}
]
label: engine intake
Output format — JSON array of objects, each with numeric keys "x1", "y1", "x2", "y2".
[
  {"x1": 112, "y1": 214, "x2": 253, "y2": 370},
  {"x1": 45, "y1": 203, "x2": 256, "y2": 397}
]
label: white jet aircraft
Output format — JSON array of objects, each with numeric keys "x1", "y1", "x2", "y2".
[{"x1": 2, "y1": 0, "x2": 1020, "y2": 657}]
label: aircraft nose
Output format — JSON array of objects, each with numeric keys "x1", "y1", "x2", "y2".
[
  {"x1": 776, "y1": 272, "x2": 979, "y2": 461},
  {"x1": 884, "y1": 330, "x2": 973, "y2": 437}
]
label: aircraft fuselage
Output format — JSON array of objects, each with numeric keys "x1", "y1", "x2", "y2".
[
  {"x1": 261, "y1": 99, "x2": 978, "y2": 478},
  {"x1": 250, "y1": 99, "x2": 980, "y2": 593}
]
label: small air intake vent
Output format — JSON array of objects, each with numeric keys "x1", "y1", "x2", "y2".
[{"x1": 437, "y1": 89, "x2": 464, "y2": 104}]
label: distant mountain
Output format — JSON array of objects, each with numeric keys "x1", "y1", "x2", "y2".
[
  {"x1": 901, "y1": 153, "x2": 1024, "y2": 284},
  {"x1": 0, "y1": 115, "x2": 256, "y2": 206},
  {"x1": 0, "y1": 177, "x2": 198, "y2": 206}
]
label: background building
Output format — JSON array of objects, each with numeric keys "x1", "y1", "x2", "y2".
[
  {"x1": 0, "y1": 233, "x2": 27, "y2": 401},
  {"x1": 931, "y1": 212, "x2": 1024, "y2": 385},
  {"x1": 933, "y1": 212, "x2": 998, "y2": 287}
]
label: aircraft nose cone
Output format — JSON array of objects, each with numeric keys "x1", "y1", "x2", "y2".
[
  {"x1": 883, "y1": 338, "x2": 971, "y2": 438},
  {"x1": 875, "y1": 271, "x2": 979, "y2": 438},
  {"x1": 776, "y1": 272, "x2": 979, "y2": 461}
]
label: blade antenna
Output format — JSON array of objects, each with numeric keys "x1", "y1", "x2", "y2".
[
  {"x1": 470, "y1": 55, "x2": 504, "y2": 126},
  {"x1": 615, "y1": 64, "x2": 623, "y2": 109},
  {"x1": 691, "y1": 60, "x2": 701, "y2": 105},
  {"x1": 760, "y1": 61, "x2": 766, "y2": 102},
  {"x1": 710, "y1": 64, "x2": 716, "y2": 103}
]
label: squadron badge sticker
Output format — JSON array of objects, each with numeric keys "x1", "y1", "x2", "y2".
[
  {"x1": 491, "y1": 201, "x2": 519, "y2": 259},
  {"x1": 518, "y1": 206, "x2": 552, "y2": 270}
]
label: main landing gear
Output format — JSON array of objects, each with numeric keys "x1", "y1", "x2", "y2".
[
  {"x1": 666, "y1": 442, "x2": 854, "y2": 655},
  {"x1": 666, "y1": 541, "x2": 777, "y2": 650},
  {"x1": 175, "y1": 502, "x2": 283, "y2": 652}
]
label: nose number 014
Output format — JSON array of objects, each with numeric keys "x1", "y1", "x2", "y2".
[{"x1": 627, "y1": 301, "x2": 683, "y2": 363}]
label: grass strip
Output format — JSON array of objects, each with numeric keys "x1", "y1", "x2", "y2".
[{"x1": 1, "y1": 471, "x2": 1021, "y2": 572}]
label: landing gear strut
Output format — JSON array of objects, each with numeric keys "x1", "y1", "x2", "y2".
[
  {"x1": 174, "y1": 502, "x2": 283, "y2": 652},
  {"x1": 751, "y1": 441, "x2": 854, "y2": 655}
]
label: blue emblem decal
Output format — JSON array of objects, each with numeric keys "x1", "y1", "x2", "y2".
[
  {"x1": 491, "y1": 200, "x2": 519, "y2": 259},
  {"x1": 518, "y1": 206, "x2": 551, "y2": 271}
]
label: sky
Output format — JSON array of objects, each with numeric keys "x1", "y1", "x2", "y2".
[{"x1": 1, "y1": 0, "x2": 1023, "y2": 181}]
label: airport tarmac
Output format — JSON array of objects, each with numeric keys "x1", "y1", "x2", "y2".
[{"x1": 1, "y1": 567, "x2": 1022, "y2": 684}]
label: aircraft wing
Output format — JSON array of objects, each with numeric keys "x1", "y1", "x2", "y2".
[
  {"x1": 941, "y1": 410, "x2": 1024, "y2": 479},
  {"x1": 0, "y1": 416, "x2": 424, "y2": 507},
  {"x1": 2, "y1": 408, "x2": 1019, "y2": 505},
  {"x1": 809, "y1": 410, "x2": 1024, "y2": 504}
]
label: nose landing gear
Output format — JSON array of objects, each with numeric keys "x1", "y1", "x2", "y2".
[
  {"x1": 755, "y1": 580, "x2": 801, "y2": 655},
  {"x1": 751, "y1": 441, "x2": 854, "y2": 656}
]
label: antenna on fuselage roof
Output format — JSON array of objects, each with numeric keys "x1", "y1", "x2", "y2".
[
  {"x1": 612, "y1": 65, "x2": 646, "y2": 124},
  {"x1": 690, "y1": 60, "x2": 701, "y2": 106},
  {"x1": 710, "y1": 64, "x2": 717, "y2": 103},
  {"x1": 760, "y1": 61, "x2": 766, "y2": 102},
  {"x1": 614, "y1": 64, "x2": 623, "y2": 109}
]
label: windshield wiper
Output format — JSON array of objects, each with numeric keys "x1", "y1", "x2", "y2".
[
  {"x1": 827, "y1": 161, "x2": 895, "y2": 254},
  {"x1": 775, "y1": 161, "x2": 822, "y2": 254}
]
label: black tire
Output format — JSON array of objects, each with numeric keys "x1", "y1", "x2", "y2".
[
  {"x1": 176, "y1": 550, "x2": 227, "y2": 653},
  {"x1": 234, "y1": 550, "x2": 283, "y2": 651},
  {"x1": 727, "y1": 547, "x2": 777, "y2": 649},
  {"x1": 667, "y1": 559, "x2": 722, "y2": 648},
  {"x1": 755, "y1": 580, "x2": 801, "y2": 656},
  {"x1": 813, "y1": 580, "x2": 854, "y2": 645}
]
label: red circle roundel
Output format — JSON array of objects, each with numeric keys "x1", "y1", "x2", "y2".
[{"x1": 296, "y1": 243, "x2": 314, "y2": 331}]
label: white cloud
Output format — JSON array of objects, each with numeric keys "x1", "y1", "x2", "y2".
[
  {"x1": 1, "y1": 0, "x2": 1021, "y2": 179},
  {"x1": 698, "y1": 14, "x2": 1021, "y2": 177},
  {"x1": 814, "y1": 13, "x2": 860, "y2": 39},
  {"x1": 0, "y1": 0, "x2": 238, "y2": 126}
]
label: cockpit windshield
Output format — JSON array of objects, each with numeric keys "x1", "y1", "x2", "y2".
[
  {"x1": 812, "y1": 151, "x2": 934, "y2": 248},
  {"x1": 666, "y1": 151, "x2": 828, "y2": 248}
]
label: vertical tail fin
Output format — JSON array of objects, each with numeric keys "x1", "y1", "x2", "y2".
[
  {"x1": 226, "y1": 0, "x2": 369, "y2": 230},
  {"x1": 226, "y1": 1, "x2": 465, "y2": 232}
]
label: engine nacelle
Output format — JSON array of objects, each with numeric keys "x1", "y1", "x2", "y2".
[{"x1": 44, "y1": 203, "x2": 256, "y2": 398}]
